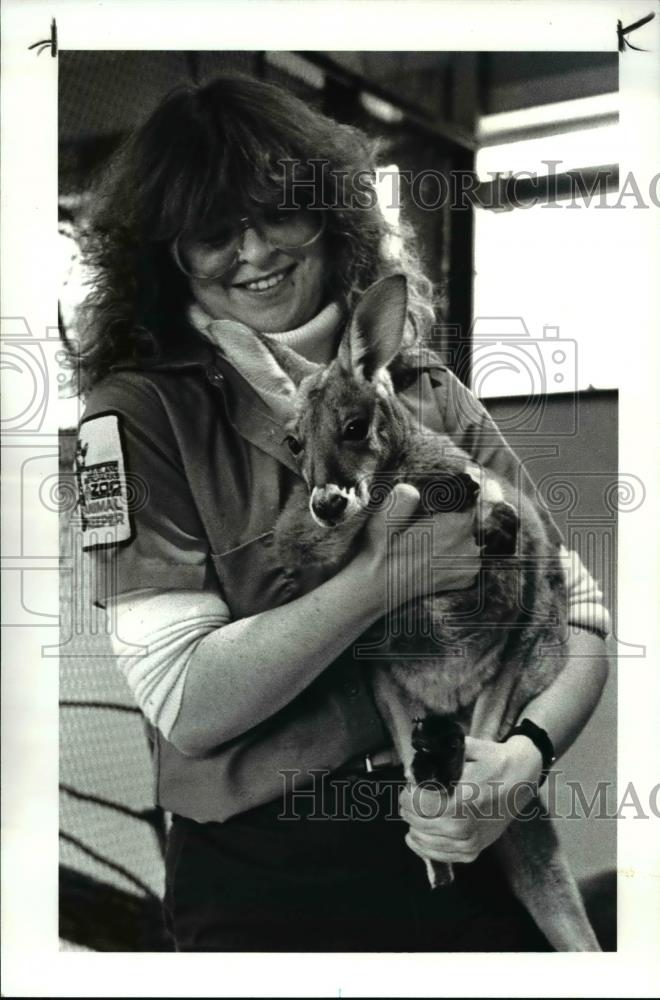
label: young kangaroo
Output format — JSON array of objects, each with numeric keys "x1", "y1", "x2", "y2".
[{"x1": 263, "y1": 275, "x2": 599, "y2": 950}]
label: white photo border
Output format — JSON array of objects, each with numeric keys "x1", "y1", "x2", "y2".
[{"x1": 2, "y1": 0, "x2": 659, "y2": 996}]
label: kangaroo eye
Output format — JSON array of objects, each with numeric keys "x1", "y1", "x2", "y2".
[
  {"x1": 285, "y1": 435, "x2": 303, "y2": 456},
  {"x1": 343, "y1": 418, "x2": 369, "y2": 441}
]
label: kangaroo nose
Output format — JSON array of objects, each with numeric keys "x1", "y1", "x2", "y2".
[{"x1": 311, "y1": 488, "x2": 348, "y2": 524}]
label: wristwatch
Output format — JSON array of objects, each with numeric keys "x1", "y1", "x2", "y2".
[{"x1": 505, "y1": 718, "x2": 556, "y2": 787}]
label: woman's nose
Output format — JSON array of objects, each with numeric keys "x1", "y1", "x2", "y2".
[{"x1": 237, "y1": 225, "x2": 278, "y2": 265}]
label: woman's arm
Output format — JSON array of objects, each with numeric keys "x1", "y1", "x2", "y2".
[
  {"x1": 168, "y1": 488, "x2": 480, "y2": 756},
  {"x1": 169, "y1": 543, "x2": 384, "y2": 755},
  {"x1": 510, "y1": 626, "x2": 610, "y2": 762}
]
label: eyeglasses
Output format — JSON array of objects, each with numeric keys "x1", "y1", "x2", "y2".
[{"x1": 172, "y1": 208, "x2": 325, "y2": 281}]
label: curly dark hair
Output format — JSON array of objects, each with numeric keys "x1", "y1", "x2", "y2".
[{"x1": 73, "y1": 74, "x2": 435, "y2": 393}]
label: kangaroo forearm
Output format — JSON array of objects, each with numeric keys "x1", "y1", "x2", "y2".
[
  {"x1": 169, "y1": 554, "x2": 384, "y2": 755},
  {"x1": 515, "y1": 629, "x2": 610, "y2": 761}
]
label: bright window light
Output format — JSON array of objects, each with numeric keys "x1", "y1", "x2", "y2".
[
  {"x1": 478, "y1": 93, "x2": 618, "y2": 142},
  {"x1": 477, "y1": 123, "x2": 620, "y2": 180},
  {"x1": 473, "y1": 189, "x2": 625, "y2": 397},
  {"x1": 472, "y1": 108, "x2": 624, "y2": 399}
]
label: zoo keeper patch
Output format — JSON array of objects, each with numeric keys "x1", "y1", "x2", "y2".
[{"x1": 75, "y1": 413, "x2": 133, "y2": 550}]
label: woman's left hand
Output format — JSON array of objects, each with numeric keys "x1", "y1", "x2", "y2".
[{"x1": 399, "y1": 735, "x2": 544, "y2": 865}]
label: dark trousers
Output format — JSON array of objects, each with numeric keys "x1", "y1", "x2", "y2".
[{"x1": 163, "y1": 768, "x2": 551, "y2": 952}]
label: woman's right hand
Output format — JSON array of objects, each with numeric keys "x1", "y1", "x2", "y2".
[{"x1": 357, "y1": 483, "x2": 481, "y2": 607}]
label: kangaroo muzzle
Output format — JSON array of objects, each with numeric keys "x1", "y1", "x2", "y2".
[{"x1": 310, "y1": 485, "x2": 362, "y2": 527}]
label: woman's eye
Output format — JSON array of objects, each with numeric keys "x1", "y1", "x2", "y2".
[
  {"x1": 285, "y1": 435, "x2": 303, "y2": 456},
  {"x1": 342, "y1": 419, "x2": 369, "y2": 441},
  {"x1": 262, "y1": 209, "x2": 292, "y2": 227},
  {"x1": 201, "y1": 233, "x2": 233, "y2": 250}
]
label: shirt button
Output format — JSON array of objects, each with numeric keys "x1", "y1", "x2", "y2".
[
  {"x1": 206, "y1": 367, "x2": 224, "y2": 386},
  {"x1": 342, "y1": 680, "x2": 360, "y2": 697}
]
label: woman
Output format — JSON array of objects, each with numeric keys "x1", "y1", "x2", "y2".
[{"x1": 74, "y1": 74, "x2": 610, "y2": 952}]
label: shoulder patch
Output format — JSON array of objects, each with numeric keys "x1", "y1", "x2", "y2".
[{"x1": 74, "y1": 413, "x2": 134, "y2": 550}]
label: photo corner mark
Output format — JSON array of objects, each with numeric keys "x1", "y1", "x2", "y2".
[
  {"x1": 617, "y1": 12, "x2": 656, "y2": 52},
  {"x1": 28, "y1": 17, "x2": 57, "y2": 58}
]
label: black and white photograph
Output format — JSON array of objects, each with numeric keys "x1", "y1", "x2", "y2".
[{"x1": 2, "y1": 1, "x2": 659, "y2": 996}]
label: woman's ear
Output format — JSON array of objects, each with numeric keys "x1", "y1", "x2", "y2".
[{"x1": 338, "y1": 274, "x2": 408, "y2": 381}]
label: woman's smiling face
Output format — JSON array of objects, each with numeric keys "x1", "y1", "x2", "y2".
[{"x1": 182, "y1": 223, "x2": 327, "y2": 333}]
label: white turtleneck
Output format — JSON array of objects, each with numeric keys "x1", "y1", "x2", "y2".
[{"x1": 190, "y1": 299, "x2": 344, "y2": 363}]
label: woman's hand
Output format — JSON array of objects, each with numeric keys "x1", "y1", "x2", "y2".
[
  {"x1": 357, "y1": 483, "x2": 481, "y2": 605},
  {"x1": 399, "y1": 734, "x2": 543, "y2": 865}
]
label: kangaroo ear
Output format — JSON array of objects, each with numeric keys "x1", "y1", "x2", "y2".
[
  {"x1": 338, "y1": 274, "x2": 408, "y2": 381},
  {"x1": 263, "y1": 336, "x2": 320, "y2": 387}
]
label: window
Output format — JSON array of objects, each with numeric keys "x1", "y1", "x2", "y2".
[{"x1": 472, "y1": 112, "x2": 622, "y2": 398}]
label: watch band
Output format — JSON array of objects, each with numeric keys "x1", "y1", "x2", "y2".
[{"x1": 505, "y1": 718, "x2": 556, "y2": 787}]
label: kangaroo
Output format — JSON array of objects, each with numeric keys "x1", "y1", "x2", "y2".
[
  {"x1": 236, "y1": 274, "x2": 600, "y2": 950},
  {"x1": 273, "y1": 272, "x2": 568, "y2": 756}
]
